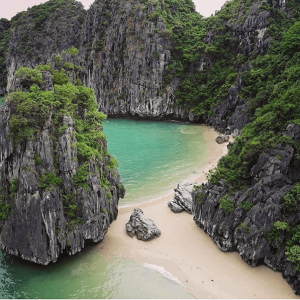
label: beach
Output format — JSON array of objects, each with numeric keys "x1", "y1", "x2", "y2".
[{"x1": 97, "y1": 126, "x2": 298, "y2": 299}]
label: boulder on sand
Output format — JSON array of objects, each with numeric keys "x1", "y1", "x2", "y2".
[
  {"x1": 216, "y1": 134, "x2": 230, "y2": 144},
  {"x1": 126, "y1": 208, "x2": 161, "y2": 241},
  {"x1": 168, "y1": 183, "x2": 195, "y2": 214}
]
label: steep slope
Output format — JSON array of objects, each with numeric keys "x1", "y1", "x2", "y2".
[
  {"x1": 1, "y1": 0, "x2": 300, "y2": 293},
  {"x1": 3, "y1": 0, "x2": 86, "y2": 93},
  {"x1": 81, "y1": 0, "x2": 204, "y2": 120},
  {"x1": 191, "y1": 0, "x2": 300, "y2": 294},
  {"x1": 0, "y1": 61, "x2": 125, "y2": 265},
  {"x1": 1, "y1": 0, "x2": 206, "y2": 120}
]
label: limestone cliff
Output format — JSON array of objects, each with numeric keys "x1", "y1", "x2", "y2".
[
  {"x1": 193, "y1": 125, "x2": 300, "y2": 293},
  {"x1": 1, "y1": 0, "x2": 300, "y2": 294},
  {"x1": 82, "y1": 0, "x2": 183, "y2": 119},
  {"x1": 0, "y1": 64, "x2": 125, "y2": 265}
]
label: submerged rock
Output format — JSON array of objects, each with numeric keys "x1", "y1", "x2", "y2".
[
  {"x1": 126, "y1": 208, "x2": 161, "y2": 241},
  {"x1": 168, "y1": 183, "x2": 195, "y2": 214}
]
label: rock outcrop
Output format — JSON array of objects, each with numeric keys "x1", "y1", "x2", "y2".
[
  {"x1": 0, "y1": 0, "x2": 299, "y2": 294},
  {"x1": 126, "y1": 208, "x2": 161, "y2": 241},
  {"x1": 215, "y1": 135, "x2": 230, "y2": 144},
  {"x1": 168, "y1": 183, "x2": 195, "y2": 214},
  {"x1": 0, "y1": 0, "x2": 295, "y2": 125},
  {"x1": 0, "y1": 66, "x2": 125, "y2": 265},
  {"x1": 192, "y1": 125, "x2": 300, "y2": 293}
]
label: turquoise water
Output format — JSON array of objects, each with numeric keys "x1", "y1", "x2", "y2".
[
  {"x1": 0, "y1": 247, "x2": 195, "y2": 299},
  {"x1": 0, "y1": 96, "x2": 4, "y2": 106},
  {"x1": 104, "y1": 119, "x2": 207, "y2": 205},
  {"x1": 0, "y1": 118, "x2": 207, "y2": 298}
]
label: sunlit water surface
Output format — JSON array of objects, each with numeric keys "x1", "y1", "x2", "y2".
[
  {"x1": 103, "y1": 118, "x2": 207, "y2": 205},
  {"x1": 0, "y1": 114, "x2": 207, "y2": 298}
]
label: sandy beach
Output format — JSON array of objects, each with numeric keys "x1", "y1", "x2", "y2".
[{"x1": 97, "y1": 126, "x2": 298, "y2": 299}]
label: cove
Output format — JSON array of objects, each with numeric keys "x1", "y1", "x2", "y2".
[
  {"x1": 0, "y1": 118, "x2": 205, "y2": 298},
  {"x1": 103, "y1": 118, "x2": 207, "y2": 205}
]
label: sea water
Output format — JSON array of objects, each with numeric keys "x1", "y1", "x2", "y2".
[
  {"x1": 0, "y1": 117, "x2": 206, "y2": 298},
  {"x1": 103, "y1": 118, "x2": 207, "y2": 205}
]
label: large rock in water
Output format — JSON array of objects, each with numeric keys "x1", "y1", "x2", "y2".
[
  {"x1": 126, "y1": 208, "x2": 161, "y2": 241},
  {"x1": 0, "y1": 65, "x2": 125, "y2": 265},
  {"x1": 168, "y1": 183, "x2": 196, "y2": 214}
]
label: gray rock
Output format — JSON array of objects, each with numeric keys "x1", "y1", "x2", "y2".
[
  {"x1": 0, "y1": 77, "x2": 125, "y2": 266},
  {"x1": 216, "y1": 135, "x2": 230, "y2": 144},
  {"x1": 126, "y1": 208, "x2": 161, "y2": 241},
  {"x1": 170, "y1": 183, "x2": 196, "y2": 214},
  {"x1": 168, "y1": 201, "x2": 184, "y2": 213},
  {"x1": 227, "y1": 142, "x2": 234, "y2": 149},
  {"x1": 192, "y1": 139, "x2": 300, "y2": 294}
]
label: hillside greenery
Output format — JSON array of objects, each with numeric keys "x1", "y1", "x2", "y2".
[
  {"x1": 0, "y1": 18, "x2": 10, "y2": 91},
  {"x1": 6, "y1": 64, "x2": 113, "y2": 226}
]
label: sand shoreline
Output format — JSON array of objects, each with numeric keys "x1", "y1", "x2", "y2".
[{"x1": 97, "y1": 126, "x2": 298, "y2": 299}]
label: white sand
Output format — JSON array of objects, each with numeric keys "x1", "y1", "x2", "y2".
[{"x1": 97, "y1": 126, "x2": 298, "y2": 299}]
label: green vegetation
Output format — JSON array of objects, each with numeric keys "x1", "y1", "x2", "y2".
[
  {"x1": 282, "y1": 183, "x2": 300, "y2": 213},
  {"x1": 0, "y1": 18, "x2": 10, "y2": 89},
  {"x1": 66, "y1": 46, "x2": 79, "y2": 56},
  {"x1": 238, "y1": 222, "x2": 250, "y2": 234},
  {"x1": 0, "y1": 201, "x2": 12, "y2": 221},
  {"x1": 35, "y1": 156, "x2": 42, "y2": 165},
  {"x1": 238, "y1": 201, "x2": 254, "y2": 211},
  {"x1": 195, "y1": 192, "x2": 205, "y2": 204},
  {"x1": 9, "y1": 178, "x2": 19, "y2": 195},
  {"x1": 73, "y1": 164, "x2": 91, "y2": 191},
  {"x1": 52, "y1": 69, "x2": 69, "y2": 85},
  {"x1": 5, "y1": 63, "x2": 115, "y2": 230},
  {"x1": 219, "y1": 195, "x2": 234, "y2": 213},
  {"x1": 38, "y1": 172, "x2": 62, "y2": 189},
  {"x1": 16, "y1": 67, "x2": 43, "y2": 88},
  {"x1": 11, "y1": 0, "x2": 82, "y2": 28}
]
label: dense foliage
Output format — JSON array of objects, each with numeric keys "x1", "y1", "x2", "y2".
[
  {"x1": 6, "y1": 63, "x2": 115, "y2": 227},
  {"x1": 0, "y1": 18, "x2": 10, "y2": 91}
]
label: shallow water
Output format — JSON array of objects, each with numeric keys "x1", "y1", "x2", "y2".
[
  {"x1": 0, "y1": 118, "x2": 206, "y2": 298},
  {"x1": 103, "y1": 118, "x2": 207, "y2": 205},
  {"x1": 0, "y1": 247, "x2": 195, "y2": 299}
]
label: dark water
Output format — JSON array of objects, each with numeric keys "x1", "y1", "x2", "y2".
[{"x1": 0, "y1": 117, "x2": 206, "y2": 298}]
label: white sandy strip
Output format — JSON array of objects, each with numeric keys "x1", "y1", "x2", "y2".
[{"x1": 97, "y1": 126, "x2": 298, "y2": 299}]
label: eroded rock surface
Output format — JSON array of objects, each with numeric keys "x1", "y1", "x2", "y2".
[
  {"x1": 192, "y1": 125, "x2": 300, "y2": 293},
  {"x1": 126, "y1": 208, "x2": 161, "y2": 241},
  {"x1": 168, "y1": 183, "x2": 196, "y2": 214},
  {"x1": 216, "y1": 135, "x2": 230, "y2": 144},
  {"x1": 0, "y1": 66, "x2": 125, "y2": 265}
]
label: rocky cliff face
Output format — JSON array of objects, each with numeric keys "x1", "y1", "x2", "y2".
[
  {"x1": 191, "y1": 0, "x2": 292, "y2": 134},
  {"x1": 1, "y1": 0, "x2": 300, "y2": 293},
  {"x1": 1, "y1": 0, "x2": 193, "y2": 120},
  {"x1": 82, "y1": 0, "x2": 186, "y2": 119},
  {"x1": 0, "y1": 18, "x2": 10, "y2": 95},
  {"x1": 4, "y1": 0, "x2": 86, "y2": 93},
  {"x1": 192, "y1": 124, "x2": 300, "y2": 293},
  {"x1": 0, "y1": 0, "x2": 297, "y2": 124},
  {"x1": 0, "y1": 66, "x2": 125, "y2": 265}
]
